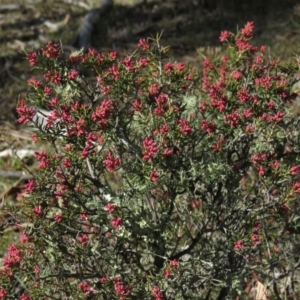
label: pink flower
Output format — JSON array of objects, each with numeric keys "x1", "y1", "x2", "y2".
[
  {"x1": 109, "y1": 64, "x2": 120, "y2": 81},
  {"x1": 24, "y1": 179, "x2": 36, "y2": 192},
  {"x1": 121, "y1": 56, "x2": 134, "y2": 72},
  {"x1": 232, "y1": 70, "x2": 242, "y2": 80},
  {"x1": 49, "y1": 97, "x2": 59, "y2": 107},
  {"x1": 257, "y1": 165, "x2": 266, "y2": 176},
  {"x1": 293, "y1": 182, "x2": 300, "y2": 193},
  {"x1": 251, "y1": 153, "x2": 267, "y2": 164},
  {"x1": 251, "y1": 233, "x2": 260, "y2": 246},
  {"x1": 78, "y1": 281, "x2": 93, "y2": 296},
  {"x1": 234, "y1": 240, "x2": 243, "y2": 251},
  {"x1": 241, "y1": 21, "x2": 254, "y2": 37},
  {"x1": 20, "y1": 232, "x2": 29, "y2": 243},
  {"x1": 62, "y1": 158, "x2": 72, "y2": 168},
  {"x1": 219, "y1": 30, "x2": 231, "y2": 42},
  {"x1": 201, "y1": 120, "x2": 216, "y2": 134},
  {"x1": 185, "y1": 72, "x2": 194, "y2": 81},
  {"x1": 162, "y1": 147, "x2": 174, "y2": 157},
  {"x1": 245, "y1": 124, "x2": 255, "y2": 133},
  {"x1": 199, "y1": 101, "x2": 206, "y2": 113},
  {"x1": 26, "y1": 51, "x2": 38, "y2": 66},
  {"x1": 0, "y1": 289, "x2": 7, "y2": 299},
  {"x1": 260, "y1": 45, "x2": 266, "y2": 52},
  {"x1": 87, "y1": 48, "x2": 98, "y2": 57},
  {"x1": 44, "y1": 70, "x2": 61, "y2": 84},
  {"x1": 155, "y1": 93, "x2": 168, "y2": 106},
  {"x1": 32, "y1": 205, "x2": 43, "y2": 217},
  {"x1": 212, "y1": 136, "x2": 225, "y2": 152},
  {"x1": 148, "y1": 83, "x2": 161, "y2": 96},
  {"x1": 19, "y1": 293, "x2": 32, "y2": 300},
  {"x1": 174, "y1": 62, "x2": 186, "y2": 72},
  {"x1": 290, "y1": 165, "x2": 300, "y2": 175},
  {"x1": 109, "y1": 51, "x2": 118, "y2": 60},
  {"x1": 69, "y1": 55, "x2": 79, "y2": 64},
  {"x1": 225, "y1": 111, "x2": 240, "y2": 128},
  {"x1": 101, "y1": 85, "x2": 110, "y2": 95},
  {"x1": 163, "y1": 269, "x2": 171, "y2": 279},
  {"x1": 44, "y1": 86, "x2": 52, "y2": 96},
  {"x1": 33, "y1": 265, "x2": 40, "y2": 273},
  {"x1": 16, "y1": 99, "x2": 35, "y2": 124},
  {"x1": 152, "y1": 286, "x2": 163, "y2": 300},
  {"x1": 266, "y1": 101, "x2": 275, "y2": 110},
  {"x1": 138, "y1": 57, "x2": 149, "y2": 67},
  {"x1": 159, "y1": 124, "x2": 169, "y2": 135},
  {"x1": 150, "y1": 171, "x2": 159, "y2": 182},
  {"x1": 92, "y1": 99, "x2": 114, "y2": 128},
  {"x1": 45, "y1": 110, "x2": 59, "y2": 128},
  {"x1": 241, "y1": 108, "x2": 253, "y2": 119},
  {"x1": 132, "y1": 99, "x2": 143, "y2": 111},
  {"x1": 178, "y1": 119, "x2": 192, "y2": 135},
  {"x1": 69, "y1": 117, "x2": 87, "y2": 136},
  {"x1": 80, "y1": 212, "x2": 87, "y2": 221},
  {"x1": 138, "y1": 38, "x2": 149, "y2": 50},
  {"x1": 253, "y1": 220, "x2": 261, "y2": 232},
  {"x1": 54, "y1": 213, "x2": 62, "y2": 223},
  {"x1": 77, "y1": 233, "x2": 89, "y2": 246},
  {"x1": 255, "y1": 76, "x2": 271, "y2": 89},
  {"x1": 237, "y1": 87, "x2": 250, "y2": 103},
  {"x1": 164, "y1": 62, "x2": 173, "y2": 74},
  {"x1": 235, "y1": 37, "x2": 253, "y2": 52},
  {"x1": 203, "y1": 57, "x2": 213, "y2": 70},
  {"x1": 81, "y1": 148, "x2": 89, "y2": 158},
  {"x1": 271, "y1": 160, "x2": 280, "y2": 170},
  {"x1": 111, "y1": 217, "x2": 123, "y2": 228},
  {"x1": 68, "y1": 69, "x2": 78, "y2": 80},
  {"x1": 34, "y1": 150, "x2": 50, "y2": 169},
  {"x1": 270, "y1": 111, "x2": 284, "y2": 123},
  {"x1": 41, "y1": 41, "x2": 60, "y2": 59},
  {"x1": 31, "y1": 133, "x2": 38, "y2": 143},
  {"x1": 99, "y1": 276, "x2": 107, "y2": 283},
  {"x1": 142, "y1": 137, "x2": 159, "y2": 162},
  {"x1": 252, "y1": 55, "x2": 264, "y2": 69},
  {"x1": 211, "y1": 97, "x2": 227, "y2": 112},
  {"x1": 105, "y1": 203, "x2": 117, "y2": 213},
  {"x1": 103, "y1": 152, "x2": 121, "y2": 172},
  {"x1": 4, "y1": 244, "x2": 22, "y2": 270},
  {"x1": 114, "y1": 278, "x2": 132, "y2": 299},
  {"x1": 169, "y1": 259, "x2": 178, "y2": 268},
  {"x1": 27, "y1": 78, "x2": 41, "y2": 88}
]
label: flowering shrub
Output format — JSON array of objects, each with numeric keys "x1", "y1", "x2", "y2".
[{"x1": 1, "y1": 22, "x2": 300, "y2": 299}]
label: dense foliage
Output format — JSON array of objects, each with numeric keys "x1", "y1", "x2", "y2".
[{"x1": 1, "y1": 22, "x2": 300, "y2": 299}]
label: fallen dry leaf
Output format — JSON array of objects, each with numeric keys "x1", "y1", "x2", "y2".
[{"x1": 256, "y1": 281, "x2": 267, "y2": 300}]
